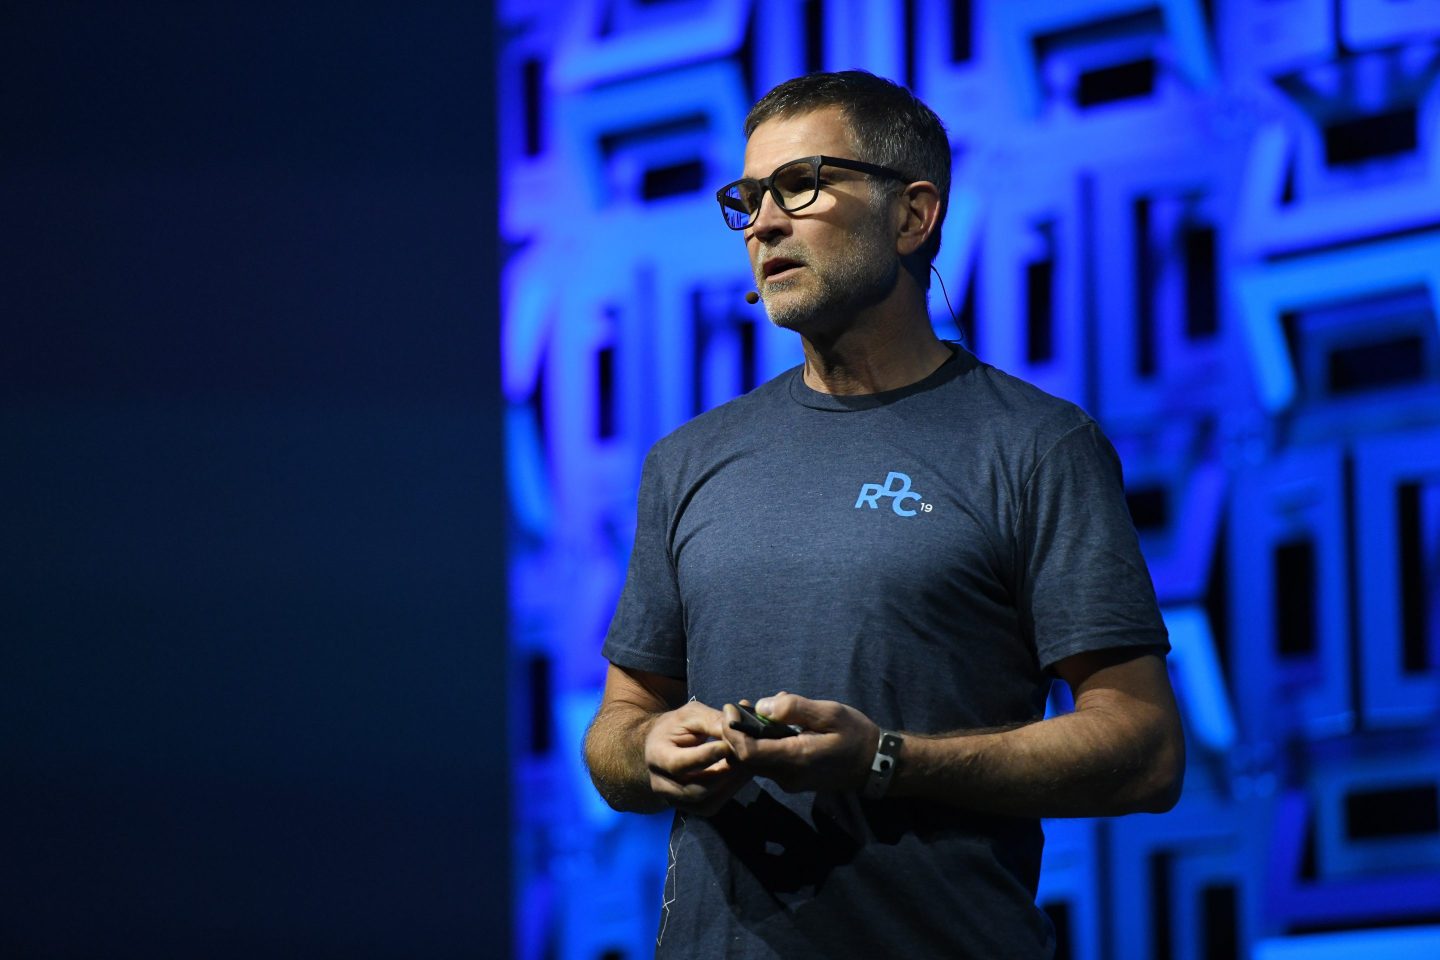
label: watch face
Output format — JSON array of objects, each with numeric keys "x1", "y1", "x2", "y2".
[{"x1": 864, "y1": 731, "x2": 903, "y2": 799}]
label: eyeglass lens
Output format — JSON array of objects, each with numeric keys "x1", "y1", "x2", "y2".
[{"x1": 721, "y1": 159, "x2": 820, "y2": 229}]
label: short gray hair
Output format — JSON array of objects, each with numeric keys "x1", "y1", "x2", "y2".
[{"x1": 745, "y1": 71, "x2": 951, "y2": 285}]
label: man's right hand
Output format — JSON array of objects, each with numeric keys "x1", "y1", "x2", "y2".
[{"x1": 643, "y1": 701, "x2": 752, "y2": 816}]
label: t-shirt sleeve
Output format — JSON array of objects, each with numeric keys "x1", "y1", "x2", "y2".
[
  {"x1": 601, "y1": 445, "x2": 688, "y2": 679},
  {"x1": 1016, "y1": 420, "x2": 1169, "y2": 671}
]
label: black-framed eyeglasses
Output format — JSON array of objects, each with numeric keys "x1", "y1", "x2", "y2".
[{"x1": 715, "y1": 155, "x2": 910, "y2": 231}]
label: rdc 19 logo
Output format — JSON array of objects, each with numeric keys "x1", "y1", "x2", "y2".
[{"x1": 854, "y1": 471, "x2": 932, "y2": 517}]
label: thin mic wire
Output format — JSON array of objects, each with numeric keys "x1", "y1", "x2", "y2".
[{"x1": 929, "y1": 264, "x2": 966, "y2": 348}]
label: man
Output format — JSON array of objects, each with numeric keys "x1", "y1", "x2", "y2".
[{"x1": 584, "y1": 71, "x2": 1184, "y2": 958}]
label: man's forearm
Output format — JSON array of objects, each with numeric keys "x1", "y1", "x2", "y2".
[
  {"x1": 583, "y1": 702, "x2": 668, "y2": 814},
  {"x1": 889, "y1": 704, "x2": 1183, "y2": 817}
]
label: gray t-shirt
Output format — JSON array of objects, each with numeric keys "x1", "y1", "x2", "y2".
[{"x1": 603, "y1": 346, "x2": 1168, "y2": 959}]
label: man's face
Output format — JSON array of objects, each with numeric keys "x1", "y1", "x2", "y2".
[{"x1": 742, "y1": 106, "x2": 899, "y2": 333}]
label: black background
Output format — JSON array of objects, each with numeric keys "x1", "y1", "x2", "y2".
[{"x1": 2, "y1": 3, "x2": 506, "y2": 956}]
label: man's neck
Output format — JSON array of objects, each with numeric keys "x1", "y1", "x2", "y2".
[{"x1": 799, "y1": 305, "x2": 951, "y2": 396}]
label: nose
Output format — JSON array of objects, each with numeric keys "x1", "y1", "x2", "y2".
[{"x1": 748, "y1": 187, "x2": 791, "y2": 243}]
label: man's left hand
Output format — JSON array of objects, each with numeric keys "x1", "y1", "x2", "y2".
[{"x1": 721, "y1": 693, "x2": 880, "y2": 794}]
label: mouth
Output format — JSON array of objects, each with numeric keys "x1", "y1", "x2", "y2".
[{"x1": 762, "y1": 257, "x2": 805, "y2": 282}]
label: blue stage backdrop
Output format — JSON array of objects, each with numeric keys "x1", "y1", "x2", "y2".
[{"x1": 500, "y1": 2, "x2": 1440, "y2": 957}]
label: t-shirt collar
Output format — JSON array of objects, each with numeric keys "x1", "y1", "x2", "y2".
[{"x1": 787, "y1": 342, "x2": 972, "y2": 411}]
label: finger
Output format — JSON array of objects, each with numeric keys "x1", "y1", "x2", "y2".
[
  {"x1": 728, "y1": 729, "x2": 807, "y2": 777},
  {"x1": 721, "y1": 701, "x2": 768, "y2": 742},
  {"x1": 660, "y1": 781, "x2": 715, "y2": 811},
  {"x1": 718, "y1": 704, "x2": 755, "y2": 762},
  {"x1": 654, "y1": 737, "x2": 732, "y2": 776},
  {"x1": 669, "y1": 766, "x2": 754, "y2": 816},
  {"x1": 659, "y1": 724, "x2": 727, "y2": 753},
  {"x1": 721, "y1": 702, "x2": 748, "y2": 735},
  {"x1": 654, "y1": 767, "x2": 736, "y2": 806},
  {"x1": 720, "y1": 703, "x2": 786, "y2": 770},
  {"x1": 755, "y1": 691, "x2": 819, "y2": 726},
  {"x1": 675, "y1": 752, "x2": 747, "y2": 783},
  {"x1": 664, "y1": 705, "x2": 725, "y2": 736},
  {"x1": 688, "y1": 770, "x2": 753, "y2": 816},
  {"x1": 686, "y1": 755, "x2": 736, "y2": 778},
  {"x1": 686, "y1": 702, "x2": 737, "y2": 741}
]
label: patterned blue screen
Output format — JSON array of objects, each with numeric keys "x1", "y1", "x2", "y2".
[{"x1": 500, "y1": 2, "x2": 1440, "y2": 957}]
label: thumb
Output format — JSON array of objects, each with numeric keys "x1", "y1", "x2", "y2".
[
  {"x1": 756, "y1": 691, "x2": 813, "y2": 724},
  {"x1": 754, "y1": 691, "x2": 785, "y2": 716}
]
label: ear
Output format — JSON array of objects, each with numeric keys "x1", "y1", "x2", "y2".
[{"x1": 893, "y1": 181, "x2": 942, "y2": 258}]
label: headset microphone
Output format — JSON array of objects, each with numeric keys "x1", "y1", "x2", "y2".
[{"x1": 745, "y1": 291, "x2": 760, "y2": 304}]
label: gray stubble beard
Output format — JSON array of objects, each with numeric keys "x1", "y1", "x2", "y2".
[{"x1": 760, "y1": 209, "x2": 900, "y2": 337}]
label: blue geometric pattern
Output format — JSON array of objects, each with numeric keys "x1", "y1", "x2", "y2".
[{"x1": 500, "y1": 2, "x2": 1440, "y2": 956}]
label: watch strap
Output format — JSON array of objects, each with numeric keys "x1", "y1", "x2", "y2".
[{"x1": 862, "y1": 730, "x2": 904, "y2": 799}]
